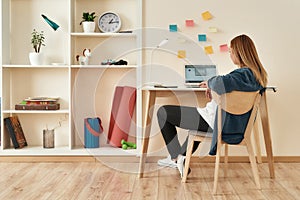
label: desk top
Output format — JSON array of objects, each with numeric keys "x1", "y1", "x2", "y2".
[
  {"x1": 142, "y1": 86, "x2": 207, "y2": 91},
  {"x1": 142, "y1": 86, "x2": 277, "y2": 92}
]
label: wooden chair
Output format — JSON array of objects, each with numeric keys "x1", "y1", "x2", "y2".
[{"x1": 182, "y1": 91, "x2": 262, "y2": 194}]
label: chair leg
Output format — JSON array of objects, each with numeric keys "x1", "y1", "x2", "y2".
[
  {"x1": 246, "y1": 140, "x2": 261, "y2": 189},
  {"x1": 182, "y1": 136, "x2": 195, "y2": 183},
  {"x1": 253, "y1": 120, "x2": 262, "y2": 163},
  {"x1": 224, "y1": 144, "x2": 229, "y2": 177},
  {"x1": 213, "y1": 143, "x2": 222, "y2": 194}
]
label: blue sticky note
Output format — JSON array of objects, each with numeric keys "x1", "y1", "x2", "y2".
[
  {"x1": 198, "y1": 34, "x2": 207, "y2": 42},
  {"x1": 169, "y1": 24, "x2": 178, "y2": 32}
]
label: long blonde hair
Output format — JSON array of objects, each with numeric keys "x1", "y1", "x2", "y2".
[{"x1": 230, "y1": 34, "x2": 268, "y2": 87}]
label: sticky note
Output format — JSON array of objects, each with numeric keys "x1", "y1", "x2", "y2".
[
  {"x1": 177, "y1": 50, "x2": 186, "y2": 58},
  {"x1": 204, "y1": 46, "x2": 214, "y2": 54},
  {"x1": 220, "y1": 44, "x2": 229, "y2": 52},
  {"x1": 185, "y1": 19, "x2": 194, "y2": 27},
  {"x1": 202, "y1": 11, "x2": 213, "y2": 20},
  {"x1": 169, "y1": 24, "x2": 178, "y2": 32},
  {"x1": 209, "y1": 27, "x2": 218, "y2": 33},
  {"x1": 198, "y1": 34, "x2": 207, "y2": 42}
]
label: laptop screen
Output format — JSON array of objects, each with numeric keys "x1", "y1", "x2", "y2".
[{"x1": 185, "y1": 65, "x2": 217, "y2": 83}]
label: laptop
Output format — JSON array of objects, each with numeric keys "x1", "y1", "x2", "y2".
[{"x1": 184, "y1": 64, "x2": 217, "y2": 87}]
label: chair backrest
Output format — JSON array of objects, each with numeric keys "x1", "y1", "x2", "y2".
[
  {"x1": 212, "y1": 90, "x2": 261, "y2": 141},
  {"x1": 217, "y1": 91, "x2": 260, "y2": 115}
]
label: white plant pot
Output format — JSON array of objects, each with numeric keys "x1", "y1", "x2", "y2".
[
  {"x1": 29, "y1": 52, "x2": 43, "y2": 65},
  {"x1": 82, "y1": 21, "x2": 95, "y2": 33}
]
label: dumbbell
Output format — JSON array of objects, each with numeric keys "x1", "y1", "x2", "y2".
[{"x1": 121, "y1": 139, "x2": 137, "y2": 150}]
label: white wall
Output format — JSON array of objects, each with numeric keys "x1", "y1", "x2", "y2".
[{"x1": 143, "y1": 0, "x2": 300, "y2": 156}]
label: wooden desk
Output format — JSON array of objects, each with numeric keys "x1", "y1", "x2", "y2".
[{"x1": 138, "y1": 87, "x2": 275, "y2": 179}]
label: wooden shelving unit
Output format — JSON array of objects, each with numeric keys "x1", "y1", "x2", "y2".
[{"x1": 0, "y1": 0, "x2": 142, "y2": 156}]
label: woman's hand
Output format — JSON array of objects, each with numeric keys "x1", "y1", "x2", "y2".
[
  {"x1": 206, "y1": 88, "x2": 212, "y2": 100},
  {"x1": 199, "y1": 81, "x2": 212, "y2": 100},
  {"x1": 199, "y1": 81, "x2": 208, "y2": 88}
]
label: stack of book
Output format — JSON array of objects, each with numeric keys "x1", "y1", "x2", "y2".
[{"x1": 15, "y1": 97, "x2": 60, "y2": 110}]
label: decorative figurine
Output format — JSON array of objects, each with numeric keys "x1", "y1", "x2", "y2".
[{"x1": 76, "y1": 48, "x2": 92, "y2": 65}]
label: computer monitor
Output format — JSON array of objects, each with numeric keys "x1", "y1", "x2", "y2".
[{"x1": 185, "y1": 64, "x2": 217, "y2": 84}]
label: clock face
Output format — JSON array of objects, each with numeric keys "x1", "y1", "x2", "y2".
[{"x1": 98, "y1": 12, "x2": 121, "y2": 33}]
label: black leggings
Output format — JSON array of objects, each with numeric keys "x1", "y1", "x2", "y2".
[{"x1": 157, "y1": 105, "x2": 212, "y2": 159}]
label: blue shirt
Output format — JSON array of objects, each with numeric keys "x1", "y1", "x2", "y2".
[{"x1": 208, "y1": 67, "x2": 263, "y2": 155}]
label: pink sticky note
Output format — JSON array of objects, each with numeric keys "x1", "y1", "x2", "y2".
[
  {"x1": 185, "y1": 19, "x2": 194, "y2": 27},
  {"x1": 220, "y1": 44, "x2": 229, "y2": 52}
]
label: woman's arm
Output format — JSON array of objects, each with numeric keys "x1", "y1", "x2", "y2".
[{"x1": 207, "y1": 68, "x2": 260, "y2": 94}]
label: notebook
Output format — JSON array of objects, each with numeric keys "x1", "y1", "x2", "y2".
[{"x1": 184, "y1": 64, "x2": 217, "y2": 87}]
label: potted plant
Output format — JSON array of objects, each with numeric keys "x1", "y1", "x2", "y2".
[
  {"x1": 80, "y1": 12, "x2": 97, "y2": 33},
  {"x1": 29, "y1": 29, "x2": 45, "y2": 65}
]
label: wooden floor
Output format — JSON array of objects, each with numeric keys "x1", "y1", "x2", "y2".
[{"x1": 0, "y1": 161, "x2": 299, "y2": 199}]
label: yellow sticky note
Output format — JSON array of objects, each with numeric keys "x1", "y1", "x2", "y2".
[
  {"x1": 202, "y1": 11, "x2": 213, "y2": 20},
  {"x1": 177, "y1": 50, "x2": 186, "y2": 58},
  {"x1": 209, "y1": 27, "x2": 218, "y2": 33},
  {"x1": 204, "y1": 46, "x2": 214, "y2": 54}
]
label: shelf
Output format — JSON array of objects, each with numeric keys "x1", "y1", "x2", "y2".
[
  {"x1": 70, "y1": 32, "x2": 136, "y2": 38},
  {"x1": 71, "y1": 65, "x2": 137, "y2": 69},
  {"x1": 2, "y1": 64, "x2": 69, "y2": 68},
  {"x1": 2, "y1": 109, "x2": 69, "y2": 114},
  {"x1": 0, "y1": 146, "x2": 138, "y2": 156},
  {"x1": 1, "y1": 0, "x2": 142, "y2": 158},
  {"x1": 0, "y1": 146, "x2": 71, "y2": 156},
  {"x1": 70, "y1": 146, "x2": 138, "y2": 156}
]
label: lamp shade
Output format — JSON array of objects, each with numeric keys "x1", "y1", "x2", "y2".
[
  {"x1": 42, "y1": 14, "x2": 59, "y2": 31},
  {"x1": 157, "y1": 39, "x2": 169, "y2": 48}
]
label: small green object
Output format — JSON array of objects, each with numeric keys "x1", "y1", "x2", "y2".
[
  {"x1": 122, "y1": 144, "x2": 128, "y2": 150},
  {"x1": 121, "y1": 139, "x2": 136, "y2": 149},
  {"x1": 20, "y1": 100, "x2": 27, "y2": 105},
  {"x1": 80, "y1": 12, "x2": 97, "y2": 25}
]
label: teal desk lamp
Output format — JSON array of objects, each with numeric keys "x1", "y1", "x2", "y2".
[{"x1": 42, "y1": 14, "x2": 59, "y2": 31}]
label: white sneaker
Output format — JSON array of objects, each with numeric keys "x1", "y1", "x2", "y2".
[
  {"x1": 177, "y1": 154, "x2": 186, "y2": 178},
  {"x1": 157, "y1": 155, "x2": 177, "y2": 168}
]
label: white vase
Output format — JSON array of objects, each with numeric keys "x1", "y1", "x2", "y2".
[
  {"x1": 29, "y1": 52, "x2": 43, "y2": 65},
  {"x1": 82, "y1": 21, "x2": 95, "y2": 33}
]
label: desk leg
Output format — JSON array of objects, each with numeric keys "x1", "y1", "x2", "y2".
[
  {"x1": 138, "y1": 91, "x2": 156, "y2": 178},
  {"x1": 260, "y1": 93, "x2": 275, "y2": 178}
]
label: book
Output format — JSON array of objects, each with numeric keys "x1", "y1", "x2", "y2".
[
  {"x1": 15, "y1": 103, "x2": 60, "y2": 110},
  {"x1": 4, "y1": 116, "x2": 28, "y2": 149},
  {"x1": 107, "y1": 86, "x2": 136, "y2": 147}
]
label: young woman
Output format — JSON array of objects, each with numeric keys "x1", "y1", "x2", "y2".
[{"x1": 157, "y1": 34, "x2": 268, "y2": 177}]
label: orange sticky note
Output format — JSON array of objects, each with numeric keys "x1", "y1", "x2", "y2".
[
  {"x1": 204, "y1": 46, "x2": 214, "y2": 54},
  {"x1": 185, "y1": 19, "x2": 194, "y2": 27},
  {"x1": 220, "y1": 44, "x2": 229, "y2": 52},
  {"x1": 202, "y1": 11, "x2": 213, "y2": 20},
  {"x1": 177, "y1": 50, "x2": 186, "y2": 58}
]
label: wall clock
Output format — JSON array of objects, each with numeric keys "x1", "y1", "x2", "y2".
[{"x1": 98, "y1": 11, "x2": 121, "y2": 33}]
